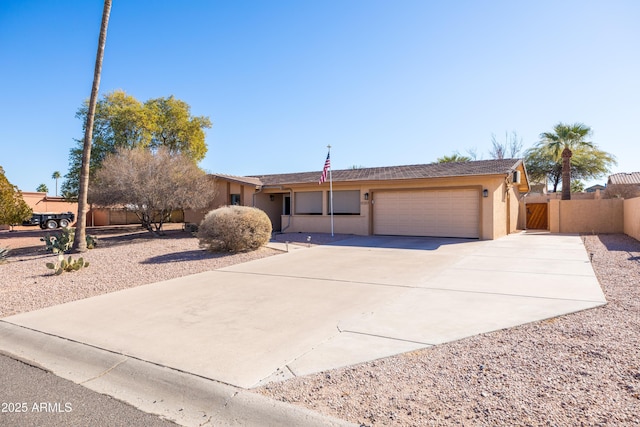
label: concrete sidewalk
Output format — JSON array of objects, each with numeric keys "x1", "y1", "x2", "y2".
[{"x1": 0, "y1": 232, "x2": 606, "y2": 426}]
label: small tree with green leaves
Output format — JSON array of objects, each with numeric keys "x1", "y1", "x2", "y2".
[
  {"x1": 0, "y1": 167, "x2": 32, "y2": 230},
  {"x1": 36, "y1": 183, "x2": 49, "y2": 193}
]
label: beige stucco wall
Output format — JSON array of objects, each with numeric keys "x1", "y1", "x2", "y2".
[
  {"x1": 549, "y1": 199, "x2": 624, "y2": 234},
  {"x1": 532, "y1": 192, "x2": 598, "y2": 201},
  {"x1": 184, "y1": 178, "x2": 255, "y2": 225},
  {"x1": 22, "y1": 192, "x2": 77, "y2": 214},
  {"x1": 489, "y1": 180, "x2": 525, "y2": 237},
  {"x1": 254, "y1": 192, "x2": 287, "y2": 232},
  {"x1": 624, "y1": 197, "x2": 640, "y2": 241}
]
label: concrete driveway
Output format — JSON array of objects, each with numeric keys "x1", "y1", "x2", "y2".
[{"x1": 0, "y1": 232, "x2": 606, "y2": 425}]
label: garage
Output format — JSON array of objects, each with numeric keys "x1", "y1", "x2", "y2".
[{"x1": 372, "y1": 188, "x2": 480, "y2": 238}]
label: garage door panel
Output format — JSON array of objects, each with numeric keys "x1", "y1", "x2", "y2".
[{"x1": 373, "y1": 189, "x2": 479, "y2": 238}]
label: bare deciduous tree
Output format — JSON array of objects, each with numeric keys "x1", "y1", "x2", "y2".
[
  {"x1": 489, "y1": 131, "x2": 523, "y2": 159},
  {"x1": 90, "y1": 147, "x2": 216, "y2": 233},
  {"x1": 603, "y1": 184, "x2": 640, "y2": 199}
]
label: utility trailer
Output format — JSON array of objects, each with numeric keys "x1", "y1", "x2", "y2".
[{"x1": 23, "y1": 212, "x2": 75, "y2": 229}]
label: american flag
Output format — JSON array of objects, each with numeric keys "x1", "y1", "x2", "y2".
[{"x1": 318, "y1": 151, "x2": 331, "y2": 184}]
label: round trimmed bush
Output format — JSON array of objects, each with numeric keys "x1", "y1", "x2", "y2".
[{"x1": 197, "y1": 205, "x2": 272, "y2": 252}]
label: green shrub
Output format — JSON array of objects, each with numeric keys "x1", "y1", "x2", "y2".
[
  {"x1": 197, "y1": 205, "x2": 272, "y2": 252},
  {"x1": 41, "y1": 228, "x2": 97, "y2": 254},
  {"x1": 46, "y1": 255, "x2": 90, "y2": 275}
]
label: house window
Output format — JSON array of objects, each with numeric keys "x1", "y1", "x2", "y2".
[
  {"x1": 330, "y1": 190, "x2": 360, "y2": 215},
  {"x1": 295, "y1": 191, "x2": 322, "y2": 215},
  {"x1": 230, "y1": 194, "x2": 241, "y2": 205}
]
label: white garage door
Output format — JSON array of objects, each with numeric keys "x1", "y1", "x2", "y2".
[{"x1": 373, "y1": 189, "x2": 480, "y2": 238}]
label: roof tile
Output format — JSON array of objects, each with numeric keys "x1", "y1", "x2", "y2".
[
  {"x1": 250, "y1": 159, "x2": 523, "y2": 186},
  {"x1": 608, "y1": 172, "x2": 640, "y2": 185}
]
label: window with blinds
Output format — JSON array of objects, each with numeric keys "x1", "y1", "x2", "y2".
[{"x1": 294, "y1": 191, "x2": 322, "y2": 215}]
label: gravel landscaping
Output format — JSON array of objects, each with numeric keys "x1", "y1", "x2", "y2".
[
  {"x1": 0, "y1": 225, "x2": 280, "y2": 318},
  {"x1": 1, "y1": 228, "x2": 639, "y2": 426},
  {"x1": 258, "y1": 234, "x2": 640, "y2": 426}
]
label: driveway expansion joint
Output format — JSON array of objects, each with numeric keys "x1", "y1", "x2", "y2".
[
  {"x1": 218, "y1": 269, "x2": 418, "y2": 289},
  {"x1": 412, "y1": 286, "x2": 608, "y2": 304},
  {"x1": 340, "y1": 330, "x2": 434, "y2": 346}
]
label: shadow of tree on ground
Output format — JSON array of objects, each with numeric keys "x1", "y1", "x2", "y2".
[{"x1": 141, "y1": 250, "x2": 230, "y2": 264}]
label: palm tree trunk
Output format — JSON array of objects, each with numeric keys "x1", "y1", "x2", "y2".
[
  {"x1": 72, "y1": 0, "x2": 112, "y2": 252},
  {"x1": 561, "y1": 147, "x2": 572, "y2": 200}
]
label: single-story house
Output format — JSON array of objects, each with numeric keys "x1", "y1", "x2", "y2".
[
  {"x1": 607, "y1": 172, "x2": 640, "y2": 198},
  {"x1": 21, "y1": 192, "x2": 77, "y2": 214},
  {"x1": 608, "y1": 172, "x2": 640, "y2": 186},
  {"x1": 585, "y1": 184, "x2": 606, "y2": 193},
  {"x1": 188, "y1": 158, "x2": 530, "y2": 240}
]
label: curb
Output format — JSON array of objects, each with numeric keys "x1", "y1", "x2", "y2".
[{"x1": 0, "y1": 321, "x2": 356, "y2": 427}]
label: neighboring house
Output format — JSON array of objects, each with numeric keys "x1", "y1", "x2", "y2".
[
  {"x1": 606, "y1": 172, "x2": 640, "y2": 199},
  {"x1": 527, "y1": 176, "x2": 549, "y2": 195},
  {"x1": 21, "y1": 192, "x2": 77, "y2": 218},
  {"x1": 188, "y1": 159, "x2": 530, "y2": 240},
  {"x1": 608, "y1": 172, "x2": 640, "y2": 185},
  {"x1": 585, "y1": 184, "x2": 606, "y2": 193}
]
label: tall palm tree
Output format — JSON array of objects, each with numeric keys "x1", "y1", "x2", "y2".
[
  {"x1": 73, "y1": 0, "x2": 111, "y2": 253},
  {"x1": 51, "y1": 171, "x2": 61, "y2": 196},
  {"x1": 539, "y1": 122, "x2": 593, "y2": 200}
]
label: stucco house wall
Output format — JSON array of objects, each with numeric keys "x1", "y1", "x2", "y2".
[
  {"x1": 256, "y1": 172, "x2": 525, "y2": 240},
  {"x1": 184, "y1": 176, "x2": 258, "y2": 225}
]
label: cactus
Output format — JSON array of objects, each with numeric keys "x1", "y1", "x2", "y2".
[
  {"x1": 41, "y1": 228, "x2": 74, "y2": 254},
  {"x1": 46, "y1": 255, "x2": 90, "y2": 275},
  {"x1": 0, "y1": 246, "x2": 10, "y2": 264},
  {"x1": 41, "y1": 228, "x2": 97, "y2": 253},
  {"x1": 86, "y1": 234, "x2": 97, "y2": 249}
]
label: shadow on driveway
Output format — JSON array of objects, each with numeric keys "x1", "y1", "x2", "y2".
[{"x1": 327, "y1": 235, "x2": 477, "y2": 251}]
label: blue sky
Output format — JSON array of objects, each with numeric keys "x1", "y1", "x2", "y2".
[{"x1": 1, "y1": 0, "x2": 639, "y2": 193}]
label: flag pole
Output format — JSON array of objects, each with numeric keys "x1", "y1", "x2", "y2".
[{"x1": 328, "y1": 144, "x2": 334, "y2": 237}]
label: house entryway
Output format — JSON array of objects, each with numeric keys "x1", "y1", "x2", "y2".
[{"x1": 255, "y1": 192, "x2": 290, "y2": 232}]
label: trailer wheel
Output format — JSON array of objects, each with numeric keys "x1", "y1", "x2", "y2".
[
  {"x1": 45, "y1": 220, "x2": 58, "y2": 229},
  {"x1": 59, "y1": 218, "x2": 70, "y2": 228}
]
